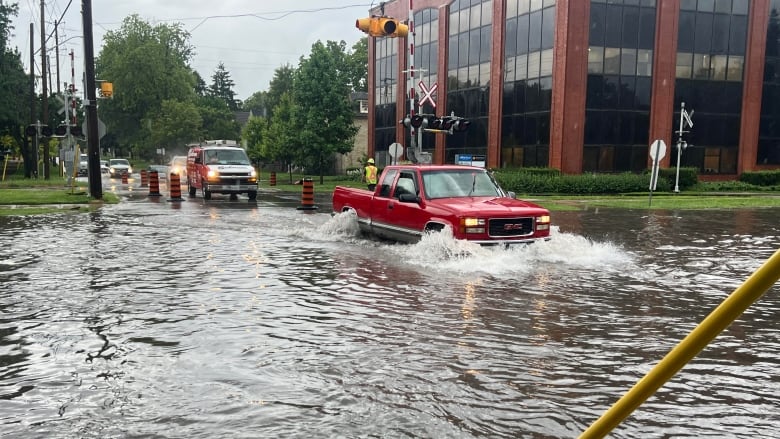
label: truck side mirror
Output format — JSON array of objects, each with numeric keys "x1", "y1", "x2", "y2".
[{"x1": 398, "y1": 193, "x2": 419, "y2": 203}]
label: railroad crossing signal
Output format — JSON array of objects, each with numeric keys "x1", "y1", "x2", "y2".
[
  {"x1": 356, "y1": 16, "x2": 409, "y2": 38},
  {"x1": 401, "y1": 113, "x2": 470, "y2": 134},
  {"x1": 419, "y1": 81, "x2": 438, "y2": 108}
]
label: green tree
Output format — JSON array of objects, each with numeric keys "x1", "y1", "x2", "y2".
[
  {"x1": 292, "y1": 40, "x2": 358, "y2": 183},
  {"x1": 266, "y1": 64, "x2": 295, "y2": 118},
  {"x1": 96, "y1": 15, "x2": 196, "y2": 158},
  {"x1": 193, "y1": 70, "x2": 208, "y2": 96},
  {"x1": 196, "y1": 95, "x2": 241, "y2": 141},
  {"x1": 346, "y1": 37, "x2": 368, "y2": 92},
  {"x1": 209, "y1": 62, "x2": 239, "y2": 111},
  {"x1": 0, "y1": 1, "x2": 28, "y2": 167},
  {"x1": 242, "y1": 115, "x2": 267, "y2": 164},
  {"x1": 242, "y1": 90, "x2": 267, "y2": 117},
  {"x1": 145, "y1": 99, "x2": 201, "y2": 153},
  {"x1": 261, "y1": 92, "x2": 299, "y2": 182}
]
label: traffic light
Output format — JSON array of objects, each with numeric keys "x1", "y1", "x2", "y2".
[
  {"x1": 25, "y1": 125, "x2": 37, "y2": 136},
  {"x1": 401, "y1": 114, "x2": 426, "y2": 129},
  {"x1": 100, "y1": 82, "x2": 113, "y2": 98},
  {"x1": 41, "y1": 126, "x2": 52, "y2": 136},
  {"x1": 55, "y1": 125, "x2": 67, "y2": 136},
  {"x1": 356, "y1": 17, "x2": 409, "y2": 38},
  {"x1": 71, "y1": 126, "x2": 83, "y2": 137},
  {"x1": 451, "y1": 118, "x2": 471, "y2": 132},
  {"x1": 428, "y1": 116, "x2": 455, "y2": 131}
]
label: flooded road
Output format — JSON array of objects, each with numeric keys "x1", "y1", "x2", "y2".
[{"x1": 1, "y1": 185, "x2": 779, "y2": 438}]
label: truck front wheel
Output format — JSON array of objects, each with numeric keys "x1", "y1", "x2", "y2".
[
  {"x1": 188, "y1": 179, "x2": 196, "y2": 197},
  {"x1": 202, "y1": 181, "x2": 212, "y2": 200},
  {"x1": 248, "y1": 191, "x2": 257, "y2": 201}
]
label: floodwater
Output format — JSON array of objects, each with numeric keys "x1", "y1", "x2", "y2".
[{"x1": 1, "y1": 185, "x2": 779, "y2": 438}]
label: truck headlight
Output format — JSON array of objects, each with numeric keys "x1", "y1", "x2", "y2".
[
  {"x1": 536, "y1": 215, "x2": 551, "y2": 230},
  {"x1": 207, "y1": 169, "x2": 219, "y2": 179},
  {"x1": 461, "y1": 217, "x2": 485, "y2": 234}
]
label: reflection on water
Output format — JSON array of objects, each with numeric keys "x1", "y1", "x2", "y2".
[{"x1": 0, "y1": 201, "x2": 778, "y2": 438}]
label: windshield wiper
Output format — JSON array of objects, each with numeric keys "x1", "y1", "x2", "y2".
[{"x1": 468, "y1": 173, "x2": 476, "y2": 196}]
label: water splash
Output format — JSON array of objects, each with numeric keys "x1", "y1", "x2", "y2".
[{"x1": 301, "y1": 214, "x2": 635, "y2": 277}]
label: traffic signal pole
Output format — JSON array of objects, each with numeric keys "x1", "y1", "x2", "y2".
[{"x1": 82, "y1": 0, "x2": 102, "y2": 200}]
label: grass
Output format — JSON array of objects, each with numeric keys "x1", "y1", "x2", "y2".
[
  {"x1": 0, "y1": 175, "x2": 119, "y2": 215},
  {"x1": 529, "y1": 194, "x2": 780, "y2": 210}
]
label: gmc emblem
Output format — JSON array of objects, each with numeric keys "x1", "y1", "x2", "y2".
[{"x1": 503, "y1": 223, "x2": 524, "y2": 230}]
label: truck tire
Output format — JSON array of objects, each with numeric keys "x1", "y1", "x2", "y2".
[
  {"x1": 202, "y1": 181, "x2": 212, "y2": 200},
  {"x1": 188, "y1": 179, "x2": 196, "y2": 197},
  {"x1": 248, "y1": 191, "x2": 257, "y2": 201}
]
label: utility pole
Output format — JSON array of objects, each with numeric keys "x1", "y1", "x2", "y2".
[
  {"x1": 82, "y1": 0, "x2": 102, "y2": 199},
  {"x1": 26, "y1": 23, "x2": 35, "y2": 178},
  {"x1": 55, "y1": 20, "x2": 61, "y2": 94},
  {"x1": 40, "y1": 0, "x2": 50, "y2": 179}
]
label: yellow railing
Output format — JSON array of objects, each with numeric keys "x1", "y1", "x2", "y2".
[{"x1": 580, "y1": 248, "x2": 780, "y2": 438}]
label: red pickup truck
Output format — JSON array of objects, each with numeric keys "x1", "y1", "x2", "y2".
[{"x1": 332, "y1": 164, "x2": 551, "y2": 245}]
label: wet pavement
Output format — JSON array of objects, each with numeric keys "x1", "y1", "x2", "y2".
[{"x1": 0, "y1": 177, "x2": 778, "y2": 438}]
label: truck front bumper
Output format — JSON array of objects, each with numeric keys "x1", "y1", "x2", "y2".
[{"x1": 206, "y1": 183, "x2": 257, "y2": 193}]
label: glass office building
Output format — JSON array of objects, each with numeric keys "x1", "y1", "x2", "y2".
[{"x1": 367, "y1": 0, "x2": 780, "y2": 176}]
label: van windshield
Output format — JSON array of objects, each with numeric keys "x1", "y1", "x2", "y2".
[{"x1": 205, "y1": 150, "x2": 250, "y2": 165}]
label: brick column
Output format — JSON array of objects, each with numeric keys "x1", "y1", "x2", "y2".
[
  {"x1": 435, "y1": 4, "x2": 450, "y2": 165},
  {"x1": 648, "y1": 0, "x2": 680, "y2": 169},
  {"x1": 486, "y1": 0, "x2": 506, "y2": 168},
  {"x1": 549, "y1": 0, "x2": 590, "y2": 174},
  {"x1": 738, "y1": 0, "x2": 770, "y2": 173}
]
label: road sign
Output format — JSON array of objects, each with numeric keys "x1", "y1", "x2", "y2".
[
  {"x1": 388, "y1": 142, "x2": 404, "y2": 163},
  {"x1": 418, "y1": 81, "x2": 438, "y2": 108},
  {"x1": 83, "y1": 118, "x2": 107, "y2": 140},
  {"x1": 649, "y1": 139, "x2": 666, "y2": 161},
  {"x1": 649, "y1": 139, "x2": 666, "y2": 193}
]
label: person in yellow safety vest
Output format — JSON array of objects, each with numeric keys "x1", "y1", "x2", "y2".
[{"x1": 364, "y1": 158, "x2": 378, "y2": 191}]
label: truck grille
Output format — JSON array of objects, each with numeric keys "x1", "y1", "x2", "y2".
[{"x1": 488, "y1": 217, "x2": 534, "y2": 237}]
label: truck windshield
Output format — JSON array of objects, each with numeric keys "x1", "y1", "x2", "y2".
[{"x1": 422, "y1": 169, "x2": 502, "y2": 199}]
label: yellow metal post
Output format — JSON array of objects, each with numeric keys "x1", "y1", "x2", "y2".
[{"x1": 580, "y1": 248, "x2": 780, "y2": 438}]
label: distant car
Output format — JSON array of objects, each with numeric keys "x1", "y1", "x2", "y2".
[
  {"x1": 148, "y1": 165, "x2": 169, "y2": 180},
  {"x1": 77, "y1": 154, "x2": 88, "y2": 176},
  {"x1": 169, "y1": 156, "x2": 187, "y2": 181},
  {"x1": 108, "y1": 158, "x2": 132, "y2": 178},
  {"x1": 100, "y1": 160, "x2": 109, "y2": 175}
]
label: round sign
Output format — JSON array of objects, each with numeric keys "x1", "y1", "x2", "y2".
[{"x1": 388, "y1": 142, "x2": 404, "y2": 158}]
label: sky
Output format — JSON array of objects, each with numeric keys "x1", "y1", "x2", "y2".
[{"x1": 7, "y1": 0, "x2": 374, "y2": 101}]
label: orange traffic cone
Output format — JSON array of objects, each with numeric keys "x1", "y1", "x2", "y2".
[
  {"x1": 140, "y1": 169, "x2": 149, "y2": 187},
  {"x1": 121, "y1": 171, "x2": 129, "y2": 185},
  {"x1": 148, "y1": 170, "x2": 162, "y2": 197},
  {"x1": 270, "y1": 171, "x2": 277, "y2": 187},
  {"x1": 296, "y1": 178, "x2": 318, "y2": 210},
  {"x1": 168, "y1": 172, "x2": 183, "y2": 201}
]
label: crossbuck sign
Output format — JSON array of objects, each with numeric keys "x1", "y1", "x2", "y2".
[{"x1": 419, "y1": 81, "x2": 437, "y2": 108}]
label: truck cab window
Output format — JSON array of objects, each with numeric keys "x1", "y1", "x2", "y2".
[
  {"x1": 378, "y1": 169, "x2": 398, "y2": 197},
  {"x1": 394, "y1": 172, "x2": 417, "y2": 198}
]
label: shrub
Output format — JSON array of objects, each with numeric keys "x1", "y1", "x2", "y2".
[
  {"x1": 740, "y1": 170, "x2": 780, "y2": 187},
  {"x1": 494, "y1": 170, "x2": 670, "y2": 194},
  {"x1": 658, "y1": 167, "x2": 698, "y2": 190}
]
